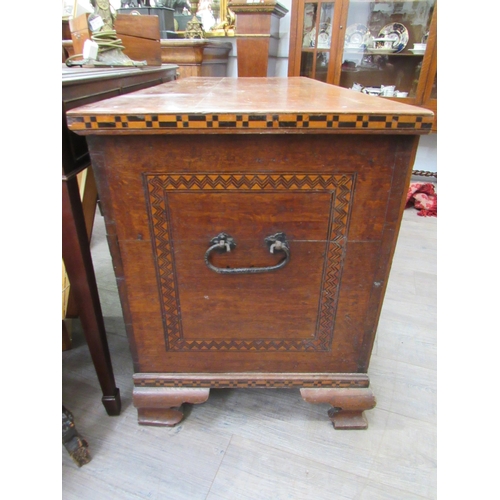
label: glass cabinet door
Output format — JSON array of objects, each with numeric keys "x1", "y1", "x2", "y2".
[
  {"x1": 430, "y1": 73, "x2": 436, "y2": 99},
  {"x1": 298, "y1": 1, "x2": 336, "y2": 82},
  {"x1": 339, "y1": 0, "x2": 436, "y2": 99}
]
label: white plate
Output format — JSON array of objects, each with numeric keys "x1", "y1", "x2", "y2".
[
  {"x1": 409, "y1": 49, "x2": 425, "y2": 55},
  {"x1": 345, "y1": 24, "x2": 370, "y2": 48}
]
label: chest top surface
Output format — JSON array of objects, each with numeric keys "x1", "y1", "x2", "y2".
[{"x1": 66, "y1": 77, "x2": 434, "y2": 135}]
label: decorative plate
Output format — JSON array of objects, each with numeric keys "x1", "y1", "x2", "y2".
[
  {"x1": 318, "y1": 32, "x2": 331, "y2": 49},
  {"x1": 318, "y1": 23, "x2": 332, "y2": 49},
  {"x1": 345, "y1": 24, "x2": 370, "y2": 48},
  {"x1": 376, "y1": 23, "x2": 409, "y2": 53}
]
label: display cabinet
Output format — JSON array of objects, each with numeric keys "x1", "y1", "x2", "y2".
[
  {"x1": 288, "y1": 0, "x2": 437, "y2": 128},
  {"x1": 418, "y1": 4, "x2": 436, "y2": 130},
  {"x1": 288, "y1": 0, "x2": 344, "y2": 83}
]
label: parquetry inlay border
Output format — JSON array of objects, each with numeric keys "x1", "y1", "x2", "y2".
[
  {"x1": 133, "y1": 373, "x2": 370, "y2": 388},
  {"x1": 68, "y1": 112, "x2": 433, "y2": 132}
]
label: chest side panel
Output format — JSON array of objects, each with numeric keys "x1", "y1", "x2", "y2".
[{"x1": 89, "y1": 133, "x2": 416, "y2": 373}]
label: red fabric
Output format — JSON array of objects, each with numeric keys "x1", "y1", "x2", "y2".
[{"x1": 406, "y1": 183, "x2": 437, "y2": 217}]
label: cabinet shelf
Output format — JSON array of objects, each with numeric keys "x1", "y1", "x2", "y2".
[
  {"x1": 341, "y1": 67, "x2": 382, "y2": 72},
  {"x1": 344, "y1": 50, "x2": 426, "y2": 56},
  {"x1": 302, "y1": 48, "x2": 333, "y2": 52}
]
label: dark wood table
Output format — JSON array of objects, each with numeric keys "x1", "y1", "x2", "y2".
[
  {"x1": 67, "y1": 77, "x2": 433, "y2": 429},
  {"x1": 62, "y1": 64, "x2": 178, "y2": 415}
]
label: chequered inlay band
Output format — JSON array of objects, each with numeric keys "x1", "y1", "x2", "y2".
[
  {"x1": 68, "y1": 113, "x2": 433, "y2": 132},
  {"x1": 145, "y1": 173, "x2": 355, "y2": 352},
  {"x1": 134, "y1": 376, "x2": 369, "y2": 389}
]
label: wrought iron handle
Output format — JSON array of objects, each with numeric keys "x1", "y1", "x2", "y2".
[{"x1": 204, "y1": 232, "x2": 290, "y2": 275}]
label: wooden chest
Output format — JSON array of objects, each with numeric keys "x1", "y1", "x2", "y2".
[{"x1": 67, "y1": 77, "x2": 433, "y2": 429}]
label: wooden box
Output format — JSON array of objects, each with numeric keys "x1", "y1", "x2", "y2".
[
  {"x1": 117, "y1": 6, "x2": 175, "y2": 38},
  {"x1": 69, "y1": 13, "x2": 91, "y2": 57},
  {"x1": 67, "y1": 77, "x2": 433, "y2": 430},
  {"x1": 114, "y1": 14, "x2": 162, "y2": 66},
  {"x1": 67, "y1": 13, "x2": 163, "y2": 66}
]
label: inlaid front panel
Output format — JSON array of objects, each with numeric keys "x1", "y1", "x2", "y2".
[{"x1": 144, "y1": 173, "x2": 355, "y2": 353}]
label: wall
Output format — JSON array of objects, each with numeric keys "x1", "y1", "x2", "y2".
[
  {"x1": 276, "y1": 0, "x2": 292, "y2": 76},
  {"x1": 413, "y1": 133, "x2": 437, "y2": 173}
]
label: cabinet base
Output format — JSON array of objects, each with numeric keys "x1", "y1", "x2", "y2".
[{"x1": 132, "y1": 373, "x2": 375, "y2": 429}]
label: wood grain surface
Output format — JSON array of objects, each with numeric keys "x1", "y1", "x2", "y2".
[
  {"x1": 86, "y1": 131, "x2": 418, "y2": 378},
  {"x1": 66, "y1": 77, "x2": 434, "y2": 135}
]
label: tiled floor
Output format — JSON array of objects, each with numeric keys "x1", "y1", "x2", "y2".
[{"x1": 62, "y1": 181, "x2": 437, "y2": 499}]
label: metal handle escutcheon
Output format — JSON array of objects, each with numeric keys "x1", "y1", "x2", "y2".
[{"x1": 204, "y1": 232, "x2": 290, "y2": 275}]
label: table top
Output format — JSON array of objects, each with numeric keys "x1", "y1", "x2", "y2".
[
  {"x1": 67, "y1": 77, "x2": 434, "y2": 135},
  {"x1": 62, "y1": 64, "x2": 178, "y2": 176},
  {"x1": 62, "y1": 64, "x2": 178, "y2": 86}
]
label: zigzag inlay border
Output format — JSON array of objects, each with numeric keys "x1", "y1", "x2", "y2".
[{"x1": 144, "y1": 173, "x2": 355, "y2": 352}]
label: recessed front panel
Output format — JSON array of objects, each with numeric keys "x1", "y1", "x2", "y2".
[{"x1": 144, "y1": 173, "x2": 355, "y2": 353}]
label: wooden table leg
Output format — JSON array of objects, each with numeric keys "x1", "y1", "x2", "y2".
[{"x1": 62, "y1": 175, "x2": 121, "y2": 416}]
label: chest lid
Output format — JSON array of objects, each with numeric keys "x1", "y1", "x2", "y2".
[{"x1": 66, "y1": 76, "x2": 434, "y2": 135}]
